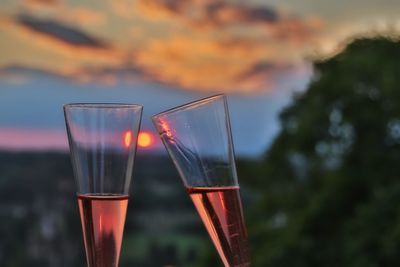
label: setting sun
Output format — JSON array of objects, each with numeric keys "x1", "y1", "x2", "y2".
[{"x1": 138, "y1": 131, "x2": 154, "y2": 148}]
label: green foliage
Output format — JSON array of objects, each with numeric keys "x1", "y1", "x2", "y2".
[{"x1": 240, "y1": 37, "x2": 400, "y2": 266}]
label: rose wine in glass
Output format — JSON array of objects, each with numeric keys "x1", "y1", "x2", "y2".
[
  {"x1": 152, "y1": 95, "x2": 251, "y2": 267},
  {"x1": 187, "y1": 186, "x2": 249, "y2": 267},
  {"x1": 78, "y1": 194, "x2": 129, "y2": 267},
  {"x1": 64, "y1": 104, "x2": 143, "y2": 267}
]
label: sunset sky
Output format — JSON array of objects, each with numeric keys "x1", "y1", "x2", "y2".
[{"x1": 1, "y1": 0, "x2": 400, "y2": 156}]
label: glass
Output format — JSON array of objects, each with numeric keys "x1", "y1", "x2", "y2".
[
  {"x1": 64, "y1": 103, "x2": 143, "y2": 267},
  {"x1": 152, "y1": 94, "x2": 250, "y2": 267}
]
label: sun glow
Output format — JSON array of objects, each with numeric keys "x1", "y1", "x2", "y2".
[{"x1": 138, "y1": 131, "x2": 154, "y2": 148}]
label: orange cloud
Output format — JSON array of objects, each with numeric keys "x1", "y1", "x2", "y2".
[
  {"x1": 0, "y1": 32, "x2": 311, "y2": 93},
  {"x1": 23, "y1": 0, "x2": 60, "y2": 9},
  {"x1": 60, "y1": 7, "x2": 106, "y2": 26},
  {"x1": 0, "y1": 10, "x2": 316, "y2": 93},
  {"x1": 110, "y1": 0, "x2": 136, "y2": 19},
  {"x1": 131, "y1": 1, "x2": 322, "y2": 93},
  {"x1": 133, "y1": 34, "x2": 307, "y2": 93},
  {"x1": 1, "y1": 2, "x2": 322, "y2": 94},
  {"x1": 129, "y1": 26, "x2": 144, "y2": 38},
  {"x1": 2, "y1": 0, "x2": 398, "y2": 96}
]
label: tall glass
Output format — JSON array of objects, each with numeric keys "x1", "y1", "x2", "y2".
[
  {"x1": 152, "y1": 95, "x2": 250, "y2": 267},
  {"x1": 64, "y1": 103, "x2": 143, "y2": 267}
]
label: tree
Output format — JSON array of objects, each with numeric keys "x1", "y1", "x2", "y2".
[{"x1": 240, "y1": 37, "x2": 400, "y2": 266}]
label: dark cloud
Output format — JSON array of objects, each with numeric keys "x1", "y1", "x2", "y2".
[
  {"x1": 204, "y1": 1, "x2": 278, "y2": 26},
  {"x1": 226, "y1": 60, "x2": 312, "y2": 94},
  {"x1": 139, "y1": 0, "x2": 279, "y2": 28},
  {"x1": 141, "y1": 0, "x2": 188, "y2": 14},
  {"x1": 242, "y1": 62, "x2": 279, "y2": 76},
  {"x1": 138, "y1": 0, "x2": 323, "y2": 48},
  {"x1": 246, "y1": 6, "x2": 278, "y2": 23},
  {"x1": 154, "y1": 0, "x2": 188, "y2": 13},
  {"x1": 237, "y1": 61, "x2": 297, "y2": 82},
  {"x1": 15, "y1": 14, "x2": 108, "y2": 48}
]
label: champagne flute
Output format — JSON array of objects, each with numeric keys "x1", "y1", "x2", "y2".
[
  {"x1": 152, "y1": 95, "x2": 250, "y2": 267},
  {"x1": 64, "y1": 103, "x2": 143, "y2": 267}
]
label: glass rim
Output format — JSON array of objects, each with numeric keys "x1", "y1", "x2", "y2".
[
  {"x1": 152, "y1": 94, "x2": 226, "y2": 120},
  {"x1": 63, "y1": 103, "x2": 143, "y2": 110}
]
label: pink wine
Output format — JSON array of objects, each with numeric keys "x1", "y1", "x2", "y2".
[
  {"x1": 187, "y1": 186, "x2": 250, "y2": 267},
  {"x1": 77, "y1": 194, "x2": 129, "y2": 267}
]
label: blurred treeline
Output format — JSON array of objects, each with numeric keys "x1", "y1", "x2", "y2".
[{"x1": 226, "y1": 37, "x2": 400, "y2": 267}]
